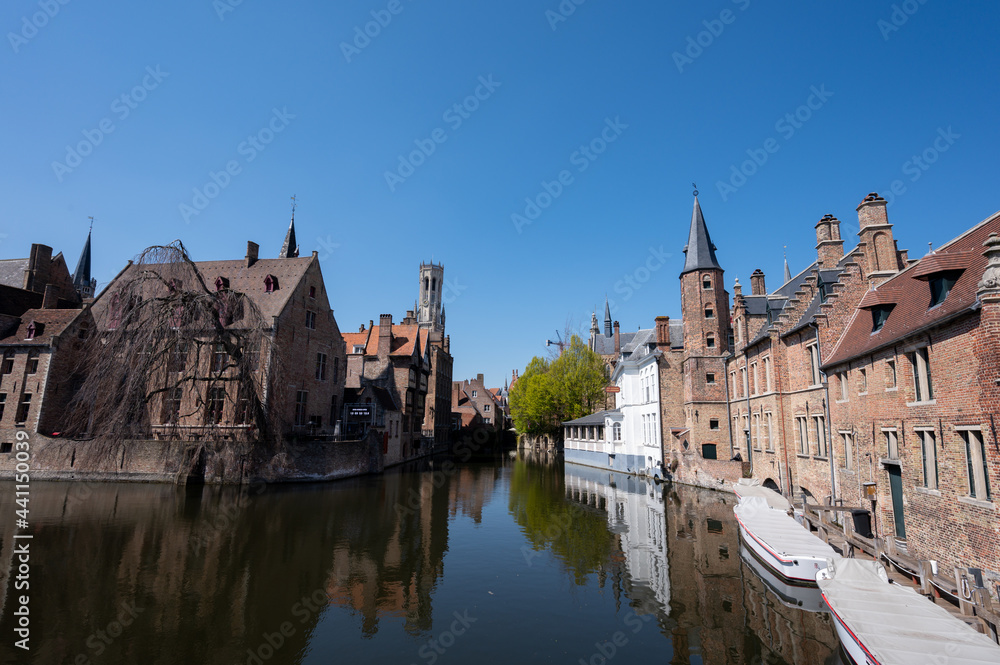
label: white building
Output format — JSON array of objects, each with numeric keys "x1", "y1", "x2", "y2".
[{"x1": 564, "y1": 329, "x2": 664, "y2": 478}]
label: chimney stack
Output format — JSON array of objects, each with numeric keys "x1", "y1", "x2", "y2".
[
  {"x1": 750, "y1": 269, "x2": 766, "y2": 296},
  {"x1": 42, "y1": 284, "x2": 58, "y2": 309},
  {"x1": 856, "y1": 192, "x2": 902, "y2": 279},
  {"x1": 857, "y1": 193, "x2": 888, "y2": 230},
  {"x1": 613, "y1": 321, "x2": 621, "y2": 355},
  {"x1": 245, "y1": 241, "x2": 259, "y2": 268},
  {"x1": 24, "y1": 244, "x2": 53, "y2": 293},
  {"x1": 377, "y1": 314, "x2": 393, "y2": 357},
  {"x1": 815, "y1": 214, "x2": 845, "y2": 267},
  {"x1": 655, "y1": 316, "x2": 671, "y2": 346},
  {"x1": 477, "y1": 373, "x2": 484, "y2": 385}
]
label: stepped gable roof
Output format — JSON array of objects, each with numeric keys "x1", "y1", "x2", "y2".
[
  {"x1": 0, "y1": 308, "x2": 83, "y2": 346},
  {"x1": 782, "y1": 250, "x2": 857, "y2": 338},
  {"x1": 562, "y1": 409, "x2": 619, "y2": 426},
  {"x1": 0, "y1": 258, "x2": 30, "y2": 288},
  {"x1": 825, "y1": 211, "x2": 1000, "y2": 367},
  {"x1": 348, "y1": 323, "x2": 423, "y2": 357},
  {"x1": 681, "y1": 196, "x2": 722, "y2": 275}
]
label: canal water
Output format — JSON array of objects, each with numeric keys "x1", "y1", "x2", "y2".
[{"x1": 0, "y1": 452, "x2": 843, "y2": 664}]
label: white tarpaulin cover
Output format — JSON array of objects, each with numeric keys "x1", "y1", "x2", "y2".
[
  {"x1": 733, "y1": 478, "x2": 792, "y2": 512},
  {"x1": 734, "y1": 497, "x2": 839, "y2": 560},
  {"x1": 818, "y1": 558, "x2": 1000, "y2": 664}
]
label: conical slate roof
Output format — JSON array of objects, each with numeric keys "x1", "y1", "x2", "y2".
[
  {"x1": 784, "y1": 257, "x2": 792, "y2": 283},
  {"x1": 681, "y1": 197, "x2": 722, "y2": 275},
  {"x1": 280, "y1": 217, "x2": 298, "y2": 258},
  {"x1": 72, "y1": 229, "x2": 92, "y2": 291},
  {"x1": 603, "y1": 297, "x2": 612, "y2": 337}
]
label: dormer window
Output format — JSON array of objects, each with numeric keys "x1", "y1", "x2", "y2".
[
  {"x1": 353, "y1": 345, "x2": 365, "y2": 354},
  {"x1": 168, "y1": 278, "x2": 183, "y2": 292},
  {"x1": 928, "y1": 270, "x2": 961, "y2": 308},
  {"x1": 215, "y1": 276, "x2": 230, "y2": 291},
  {"x1": 309, "y1": 286, "x2": 316, "y2": 298},
  {"x1": 817, "y1": 275, "x2": 828, "y2": 303},
  {"x1": 264, "y1": 275, "x2": 278, "y2": 293},
  {"x1": 871, "y1": 304, "x2": 894, "y2": 333},
  {"x1": 25, "y1": 321, "x2": 44, "y2": 340}
]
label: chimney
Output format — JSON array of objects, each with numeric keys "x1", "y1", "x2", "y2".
[
  {"x1": 613, "y1": 321, "x2": 620, "y2": 355},
  {"x1": 750, "y1": 269, "x2": 766, "y2": 295},
  {"x1": 377, "y1": 314, "x2": 392, "y2": 357},
  {"x1": 42, "y1": 284, "x2": 58, "y2": 309},
  {"x1": 655, "y1": 316, "x2": 671, "y2": 346},
  {"x1": 857, "y1": 192, "x2": 902, "y2": 279},
  {"x1": 857, "y1": 192, "x2": 888, "y2": 230},
  {"x1": 452, "y1": 381, "x2": 462, "y2": 408},
  {"x1": 245, "y1": 241, "x2": 259, "y2": 268},
  {"x1": 477, "y1": 373, "x2": 484, "y2": 385},
  {"x1": 24, "y1": 244, "x2": 53, "y2": 293},
  {"x1": 815, "y1": 214, "x2": 845, "y2": 267}
]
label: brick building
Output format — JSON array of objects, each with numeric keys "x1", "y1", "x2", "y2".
[{"x1": 451, "y1": 374, "x2": 501, "y2": 432}]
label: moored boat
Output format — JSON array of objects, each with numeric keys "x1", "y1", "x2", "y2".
[
  {"x1": 734, "y1": 496, "x2": 840, "y2": 586},
  {"x1": 817, "y1": 558, "x2": 1000, "y2": 665},
  {"x1": 733, "y1": 478, "x2": 793, "y2": 512}
]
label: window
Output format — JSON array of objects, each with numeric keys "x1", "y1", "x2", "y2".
[
  {"x1": 264, "y1": 275, "x2": 278, "y2": 293},
  {"x1": 168, "y1": 342, "x2": 188, "y2": 373},
  {"x1": 215, "y1": 276, "x2": 229, "y2": 291},
  {"x1": 842, "y1": 432, "x2": 854, "y2": 471},
  {"x1": 752, "y1": 413, "x2": 761, "y2": 450},
  {"x1": 702, "y1": 443, "x2": 717, "y2": 460},
  {"x1": 484, "y1": 404, "x2": 491, "y2": 413},
  {"x1": 613, "y1": 422, "x2": 621, "y2": 441},
  {"x1": 709, "y1": 418, "x2": 719, "y2": 431},
  {"x1": 0, "y1": 393, "x2": 5, "y2": 421},
  {"x1": 161, "y1": 387, "x2": 183, "y2": 424},
  {"x1": 703, "y1": 276, "x2": 712, "y2": 290},
  {"x1": 309, "y1": 286, "x2": 316, "y2": 298},
  {"x1": 16, "y1": 394, "x2": 31, "y2": 423},
  {"x1": 305, "y1": 311, "x2": 316, "y2": 329},
  {"x1": 234, "y1": 387, "x2": 251, "y2": 425},
  {"x1": 918, "y1": 429, "x2": 938, "y2": 489},
  {"x1": 26, "y1": 322, "x2": 43, "y2": 340},
  {"x1": 813, "y1": 416, "x2": 827, "y2": 457},
  {"x1": 961, "y1": 429, "x2": 991, "y2": 500},
  {"x1": 796, "y1": 417, "x2": 809, "y2": 455},
  {"x1": 484, "y1": 417, "x2": 491, "y2": 424},
  {"x1": 316, "y1": 353, "x2": 327, "y2": 381},
  {"x1": 886, "y1": 359, "x2": 897, "y2": 389},
  {"x1": 205, "y1": 387, "x2": 226, "y2": 425},
  {"x1": 929, "y1": 270, "x2": 961, "y2": 308},
  {"x1": 911, "y1": 348, "x2": 933, "y2": 402},
  {"x1": 838, "y1": 372, "x2": 849, "y2": 401},
  {"x1": 751, "y1": 362, "x2": 758, "y2": 395},
  {"x1": 730, "y1": 372, "x2": 738, "y2": 397},
  {"x1": 741, "y1": 368, "x2": 748, "y2": 397},
  {"x1": 353, "y1": 345, "x2": 365, "y2": 354},
  {"x1": 807, "y1": 344, "x2": 821, "y2": 386},
  {"x1": 764, "y1": 357, "x2": 772, "y2": 392},
  {"x1": 884, "y1": 429, "x2": 899, "y2": 460},
  {"x1": 706, "y1": 372, "x2": 715, "y2": 385},
  {"x1": 858, "y1": 368, "x2": 867, "y2": 394},
  {"x1": 871, "y1": 305, "x2": 893, "y2": 332},
  {"x1": 706, "y1": 334, "x2": 715, "y2": 350},
  {"x1": 26, "y1": 350, "x2": 39, "y2": 375},
  {"x1": 765, "y1": 412, "x2": 774, "y2": 451},
  {"x1": 471, "y1": 390, "x2": 477, "y2": 398},
  {"x1": 705, "y1": 307, "x2": 714, "y2": 319},
  {"x1": 294, "y1": 391, "x2": 308, "y2": 427},
  {"x1": 2, "y1": 350, "x2": 14, "y2": 375},
  {"x1": 213, "y1": 343, "x2": 228, "y2": 373},
  {"x1": 0, "y1": 442, "x2": 10, "y2": 454}
]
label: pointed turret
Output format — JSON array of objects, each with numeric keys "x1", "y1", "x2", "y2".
[
  {"x1": 783, "y1": 256, "x2": 792, "y2": 284},
  {"x1": 603, "y1": 297, "x2": 612, "y2": 337},
  {"x1": 73, "y1": 226, "x2": 95, "y2": 299},
  {"x1": 280, "y1": 216, "x2": 299, "y2": 258},
  {"x1": 680, "y1": 196, "x2": 722, "y2": 276}
]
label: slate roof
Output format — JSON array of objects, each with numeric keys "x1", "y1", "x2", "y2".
[
  {"x1": 824, "y1": 211, "x2": 1000, "y2": 367},
  {"x1": 0, "y1": 284, "x2": 43, "y2": 317},
  {"x1": 72, "y1": 230, "x2": 92, "y2": 291},
  {"x1": 0, "y1": 308, "x2": 84, "y2": 346},
  {"x1": 782, "y1": 250, "x2": 859, "y2": 338},
  {"x1": 0, "y1": 258, "x2": 29, "y2": 289},
  {"x1": 563, "y1": 409, "x2": 620, "y2": 426},
  {"x1": 592, "y1": 331, "x2": 637, "y2": 356},
  {"x1": 681, "y1": 197, "x2": 722, "y2": 275}
]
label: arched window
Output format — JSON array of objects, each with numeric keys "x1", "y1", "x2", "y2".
[{"x1": 613, "y1": 422, "x2": 622, "y2": 441}]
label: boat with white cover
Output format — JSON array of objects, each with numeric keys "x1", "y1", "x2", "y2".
[
  {"x1": 817, "y1": 558, "x2": 1000, "y2": 665},
  {"x1": 734, "y1": 496, "x2": 840, "y2": 586},
  {"x1": 733, "y1": 478, "x2": 793, "y2": 512}
]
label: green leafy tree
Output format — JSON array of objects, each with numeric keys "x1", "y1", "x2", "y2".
[{"x1": 509, "y1": 335, "x2": 607, "y2": 437}]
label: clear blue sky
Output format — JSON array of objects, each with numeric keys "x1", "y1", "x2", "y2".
[{"x1": 2, "y1": 1, "x2": 998, "y2": 388}]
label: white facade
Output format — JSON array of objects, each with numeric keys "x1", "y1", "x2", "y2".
[{"x1": 611, "y1": 330, "x2": 664, "y2": 476}]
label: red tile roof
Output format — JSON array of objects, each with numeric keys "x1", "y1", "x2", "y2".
[
  {"x1": 344, "y1": 324, "x2": 422, "y2": 357},
  {"x1": 824, "y1": 211, "x2": 1000, "y2": 367},
  {"x1": 0, "y1": 308, "x2": 84, "y2": 346}
]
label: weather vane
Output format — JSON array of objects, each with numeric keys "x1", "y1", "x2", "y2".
[
  {"x1": 290, "y1": 194, "x2": 297, "y2": 221},
  {"x1": 88, "y1": 216, "x2": 94, "y2": 232},
  {"x1": 692, "y1": 182, "x2": 699, "y2": 197}
]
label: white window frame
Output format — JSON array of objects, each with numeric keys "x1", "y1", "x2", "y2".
[
  {"x1": 958, "y1": 428, "x2": 991, "y2": 501},
  {"x1": 813, "y1": 415, "x2": 827, "y2": 457},
  {"x1": 840, "y1": 431, "x2": 854, "y2": 471},
  {"x1": 916, "y1": 428, "x2": 938, "y2": 490}
]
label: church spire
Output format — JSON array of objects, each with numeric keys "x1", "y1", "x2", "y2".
[
  {"x1": 680, "y1": 195, "x2": 722, "y2": 276},
  {"x1": 280, "y1": 195, "x2": 299, "y2": 258},
  {"x1": 603, "y1": 297, "x2": 612, "y2": 337},
  {"x1": 783, "y1": 246, "x2": 792, "y2": 283},
  {"x1": 73, "y1": 218, "x2": 95, "y2": 299}
]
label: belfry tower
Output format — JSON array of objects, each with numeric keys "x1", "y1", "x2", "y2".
[{"x1": 418, "y1": 262, "x2": 444, "y2": 334}]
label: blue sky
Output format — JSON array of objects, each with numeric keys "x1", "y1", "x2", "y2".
[{"x1": 2, "y1": 0, "x2": 998, "y2": 388}]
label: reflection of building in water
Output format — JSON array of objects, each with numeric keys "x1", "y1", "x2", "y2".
[
  {"x1": 564, "y1": 465, "x2": 670, "y2": 611},
  {"x1": 663, "y1": 486, "x2": 841, "y2": 665},
  {"x1": 448, "y1": 464, "x2": 500, "y2": 524}
]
